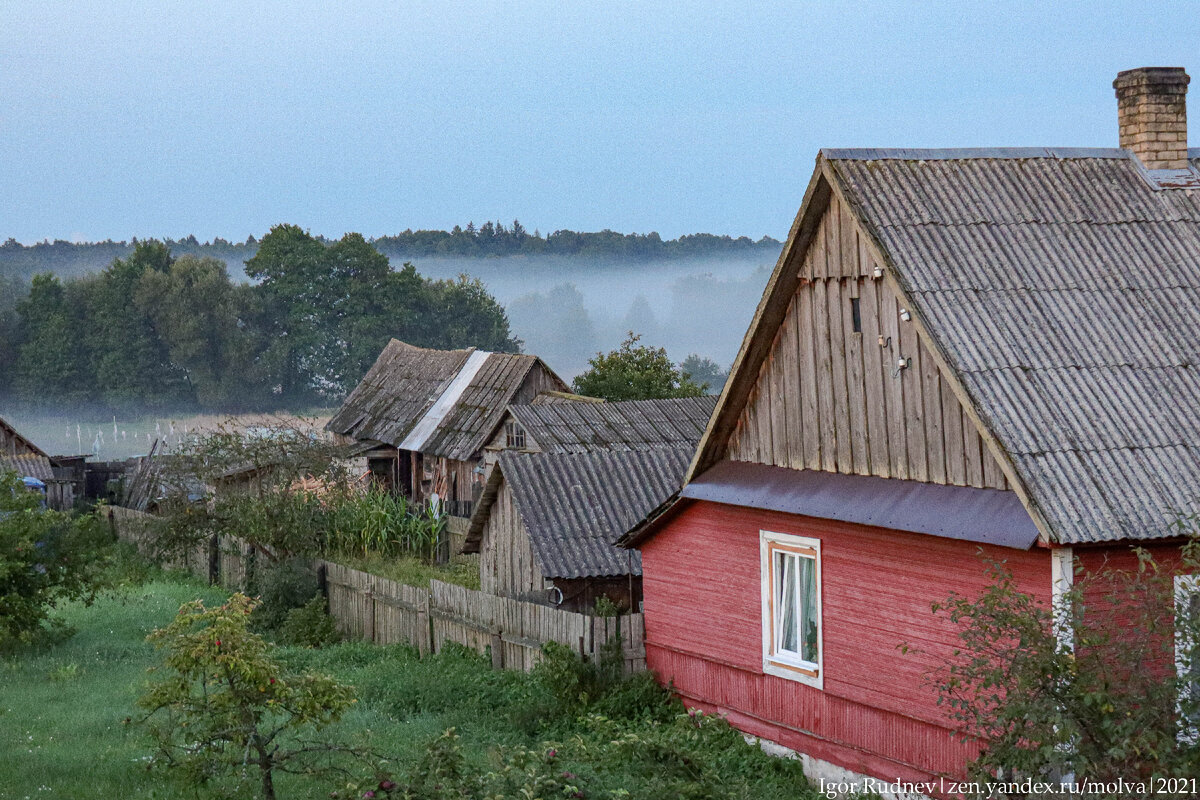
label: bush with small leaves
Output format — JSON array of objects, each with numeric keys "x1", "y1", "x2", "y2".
[
  {"x1": 278, "y1": 595, "x2": 340, "y2": 648},
  {"x1": 138, "y1": 593, "x2": 361, "y2": 800}
]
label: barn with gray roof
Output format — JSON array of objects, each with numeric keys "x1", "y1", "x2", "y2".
[
  {"x1": 463, "y1": 447, "x2": 692, "y2": 612},
  {"x1": 327, "y1": 339, "x2": 566, "y2": 522}
]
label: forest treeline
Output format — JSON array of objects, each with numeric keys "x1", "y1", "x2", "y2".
[
  {"x1": 0, "y1": 223, "x2": 781, "y2": 281},
  {"x1": 0, "y1": 225, "x2": 518, "y2": 412}
]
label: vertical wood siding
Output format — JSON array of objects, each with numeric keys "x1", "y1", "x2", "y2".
[
  {"x1": 478, "y1": 479, "x2": 544, "y2": 597},
  {"x1": 728, "y1": 195, "x2": 1008, "y2": 490},
  {"x1": 641, "y1": 500, "x2": 1051, "y2": 781}
]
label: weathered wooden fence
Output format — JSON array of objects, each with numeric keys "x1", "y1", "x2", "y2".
[{"x1": 106, "y1": 507, "x2": 645, "y2": 673}]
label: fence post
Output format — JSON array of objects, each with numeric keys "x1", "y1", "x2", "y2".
[
  {"x1": 491, "y1": 631, "x2": 504, "y2": 670},
  {"x1": 417, "y1": 594, "x2": 430, "y2": 657},
  {"x1": 316, "y1": 561, "x2": 328, "y2": 599},
  {"x1": 366, "y1": 589, "x2": 376, "y2": 644},
  {"x1": 208, "y1": 535, "x2": 219, "y2": 586}
]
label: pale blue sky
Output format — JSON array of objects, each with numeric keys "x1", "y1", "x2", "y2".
[{"x1": 2, "y1": 1, "x2": 1197, "y2": 244}]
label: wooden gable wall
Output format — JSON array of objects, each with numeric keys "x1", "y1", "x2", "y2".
[
  {"x1": 727, "y1": 194, "x2": 1008, "y2": 490},
  {"x1": 478, "y1": 477, "x2": 545, "y2": 598}
]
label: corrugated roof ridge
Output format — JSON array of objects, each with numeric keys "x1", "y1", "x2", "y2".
[
  {"x1": 823, "y1": 147, "x2": 1129, "y2": 161},
  {"x1": 874, "y1": 218, "x2": 1195, "y2": 229}
]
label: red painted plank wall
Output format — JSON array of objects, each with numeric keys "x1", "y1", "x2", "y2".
[
  {"x1": 1075, "y1": 543, "x2": 1190, "y2": 681},
  {"x1": 640, "y1": 500, "x2": 1052, "y2": 782}
]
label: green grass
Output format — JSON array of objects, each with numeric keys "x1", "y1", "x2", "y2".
[
  {"x1": 0, "y1": 575, "x2": 229, "y2": 799},
  {"x1": 0, "y1": 575, "x2": 819, "y2": 800},
  {"x1": 329, "y1": 551, "x2": 481, "y2": 590}
]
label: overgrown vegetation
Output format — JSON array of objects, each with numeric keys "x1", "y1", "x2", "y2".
[
  {"x1": 0, "y1": 577, "x2": 819, "y2": 800},
  {"x1": 139, "y1": 593, "x2": 361, "y2": 800},
  {"x1": 930, "y1": 538, "x2": 1200, "y2": 792},
  {"x1": 0, "y1": 470, "x2": 114, "y2": 651},
  {"x1": 151, "y1": 420, "x2": 452, "y2": 572}
]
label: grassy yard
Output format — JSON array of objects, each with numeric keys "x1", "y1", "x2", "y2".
[{"x1": 0, "y1": 575, "x2": 820, "y2": 800}]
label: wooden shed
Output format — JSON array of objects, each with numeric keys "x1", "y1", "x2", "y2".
[
  {"x1": 327, "y1": 339, "x2": 566, "y2": 524},
  {"x1": 0, "y1": 414, "x2": 74, "y2": 509},
  {"x1": 622, "y1": 68, "x2": 1200, "y2": 791},
  {"x1": 463, "y1": 447, "x2": 691, "y2": 612},
  {"x1": 483, "y1": 395, "x2": 717, "y2": 462}
]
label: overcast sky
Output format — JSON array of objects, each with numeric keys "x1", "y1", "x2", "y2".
[{"x1": 2, "y1": 1, "x2": 1198, "y2": 245}]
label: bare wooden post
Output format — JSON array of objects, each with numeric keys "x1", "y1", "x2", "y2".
[
  {"x1": 491, "y1": 631, "x2": 504, "y2": 670},
  {"x1": 366, "y1": 589, "x2": 376, "y2": 644},
  {"x1": 315, "y1": 561, "x2": 328, "y2": 598},
  {"x1": 208, "y1": 534, "x2": 219, "y2": 586},
  {"x1": 417, "y1": 595, "x2": 430, "y2": 657}
]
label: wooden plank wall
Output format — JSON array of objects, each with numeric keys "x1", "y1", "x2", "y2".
[
  {"x1": 107, "y1": 507, "x2": 644, "y2": 674},
  {"x1": 478, "y1": 480, "x2": 544, "y2": 597},
  {"x1": 728, "y1": 195, "x2": 1008, "y2": 490}
]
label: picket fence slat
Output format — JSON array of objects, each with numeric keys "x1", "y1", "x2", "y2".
[{"x1": 108, "y1": 509, "x2": 645, "y2": 673}]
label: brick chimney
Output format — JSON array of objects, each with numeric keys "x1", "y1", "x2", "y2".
[{"x1": 1114, "y1": 67, "x2": 1190, "y2": 170}]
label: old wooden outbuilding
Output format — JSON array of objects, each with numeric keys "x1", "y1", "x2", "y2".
[
  {"x1": 482, "y1": 394, "x2": 717, "y2": 465},
  {"x1": 327, "y1": 339, "x2": 566, "y2": 524},
  {"x1": 0, "y1": 414, "x2": 74, "y2": 509},
  {"x1": 464, "y1": 447, "x2": 692, "y2": 612},
  {"x1": 622, "y1": 67, "x2": 1200, "y2": 790}
]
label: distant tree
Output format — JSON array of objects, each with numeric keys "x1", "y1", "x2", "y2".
[
  {"x1": 679, "y1": 354, "x2": 728, "y2": 395},
  {"x1": 134, "y1": 256, "x2": 268, "y2": 409},
  {"x1": 14, "y1": 274, "x2": 91, "y2": 402},
  {"x1": 622, "y1": 295, "x2": 660, "y2": 344},
  {"x1": 244, "y1": 224, "x2": 332, "y2": 402},
  {"x1": 573, "y1": 333, "x2": 705, "y2": 401},
  {"x1": 418, "y1": 274, "x2": 521, "y2": 353},
  {"x1": 508, "y1": 284, "x2": 597, "y2": 375},
  {"x1": 87, "y1": 241, "x2": 190, "y2": 409},
  {"x1": 0, "y1": 275, "x2": 28, "y2": 393}
]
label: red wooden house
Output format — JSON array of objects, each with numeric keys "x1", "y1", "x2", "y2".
[{"x1": 621, "y1": 67, "x2": 1200, "y2": 790}]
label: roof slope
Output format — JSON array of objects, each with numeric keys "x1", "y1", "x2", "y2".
[
  {"x1": 826, "y1": 148, "x2": 1200, "y2": 544},
  {"x1": 466, "y1": 447, "x2": 693, "y2": 579},
  {"x1": 510, "y1": 396, "x2": 717, "y2": 453},
  {"x1": 0, "y1": 415, "x2": 49, "y2": 458},
  {"x1": 328, "y1": 339, "x2": 559, "y2": 460},
  {"x1": 694, "y1": 147, "x2": 1200, "y2": 546},
  {"x1": 0, "y1": 452, "x2": 55, "y2": 481}
]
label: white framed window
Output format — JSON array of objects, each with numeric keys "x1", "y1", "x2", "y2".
[
  {"x1": 760, "y1": 530, "x2": 823, "y2": 688},
  {"x1": 1175, "y1": 574, "x2": 1200, "y2": 743}
]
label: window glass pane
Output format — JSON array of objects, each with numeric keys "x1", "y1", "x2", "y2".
[
  {"x1": 799, "y1": 556, "x2": 819, "y2": 663},
  {"x1": 775, "y1": 552, "x2": 798, "y2": 654}
]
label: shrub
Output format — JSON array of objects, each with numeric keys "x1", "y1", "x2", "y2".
[
  {"x1": 931, "y1": 542, "x2": 1200, "y2": 789},
  {"x1": 278, "y1": 595, "x2": 340, "y2": 648},
  {"x1": 138, "y1": 593, "x2": 360, "y2": 800},
  {"x1": 249, "y1": 557, "x2": 321, "y2": 633},
  {"x1": 0, "y1": 471, "x2": 115, "y2": 651},
  {"x1": 386, "y1": 728, "x2": 585, "y2": 800}
]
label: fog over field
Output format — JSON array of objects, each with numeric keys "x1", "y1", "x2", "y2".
[
  {"x1": 408, "y1": 255, "x2": 772, "y2": 379},
  {"x1": 1, "y1": 251, "x2": 774, "y2": 460}
]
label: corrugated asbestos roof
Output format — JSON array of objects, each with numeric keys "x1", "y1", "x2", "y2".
[
  {"x1": 467, "y1": 447, "x2": 693, "y2": 579},
  {"x1": 0, "y1": 452, "x2": 55, "y2": 482},
  {"x1": 327, "y1": 339, "x2": 552, "y2": 461},
  {"x1": 509, "y1": 396, "x2": 717, "y2": 453},
  {"x1": 824, "y1": 147, "x2": 1200, "y2": 544}
]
